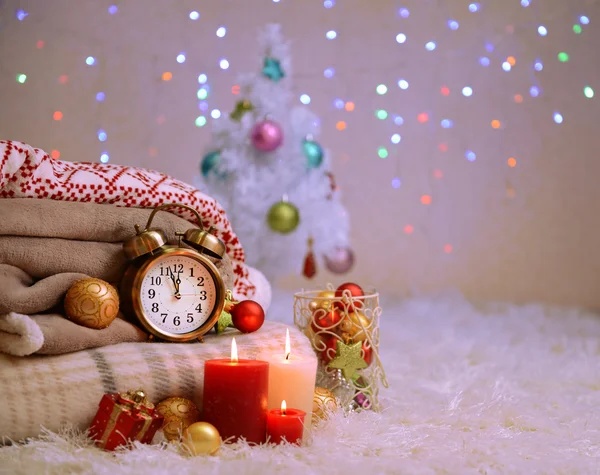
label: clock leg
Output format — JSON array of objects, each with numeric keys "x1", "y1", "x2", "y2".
[{"x1": 197, "y1": 336, "x2": 204, "y2": 343}]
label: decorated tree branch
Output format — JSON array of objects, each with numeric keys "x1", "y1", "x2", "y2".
[{"x1": 196, "y1": 24, "x2": 353, "y2": 281}]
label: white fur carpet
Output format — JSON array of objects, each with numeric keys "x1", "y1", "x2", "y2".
[{"x1": 1, "y1": 292, "x2": 600, "y2": 474}]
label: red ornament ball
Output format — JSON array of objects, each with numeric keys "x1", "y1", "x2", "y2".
[
  {"x1": 334, "y1": 282, "x2": 365, "y2": 310},
  {"x1": 361, "y1": 343, "x2": 373, "y2": 366},
  {"x1": 317, "y1": 334, "x2": 339, "y2": 364},
  {"x1": 231, "y1": 300, "x2": 265, "y2": 333},
  {"x1": 311, "y1": 308, "x2": 342, "y2": 332}
]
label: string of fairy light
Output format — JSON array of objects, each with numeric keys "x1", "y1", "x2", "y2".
[
  {"x1": 7, "y1": 0, "x2": 597, "y2": 243},
  {"x1": 10, "y1": 2, "x2": 595, "y2": 151},
  {"x1": 186, "y1": 0, "x2": 595, "y2": 186}
]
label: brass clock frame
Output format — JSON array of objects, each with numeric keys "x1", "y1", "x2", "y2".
[
  {"x1": 123, "y1": 246, "x2": 225, "y2": 342},
  {"x1": 120, "y1": 202, "x2": 227, "y2": 343}
]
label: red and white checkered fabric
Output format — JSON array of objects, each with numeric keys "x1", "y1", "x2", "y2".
[{"x1": 0, "y1": 140, "x2": 256, "y2": 298}]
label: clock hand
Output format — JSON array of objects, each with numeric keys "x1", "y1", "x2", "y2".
[{"x1": 168, "y1": 271, "x2": 181, "y2": 297}]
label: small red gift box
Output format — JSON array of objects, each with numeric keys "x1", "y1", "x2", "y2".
[{"x1": 89, "y1": 389, "x2": 164, "y2": 451}]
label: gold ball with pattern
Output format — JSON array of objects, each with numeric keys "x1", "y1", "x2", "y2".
[
  {"x1": 64, "y1": 278, "x2": 119, "y2": 329},
  {"x1": 312, "y1": 386, "x2": 338, "y2": 424},
  {"x1": 182, "y1": 422, "x2": 221, "y2": 456},
  {"x1": 155, "y1": 397, "x2": 201, "y2": 442}
]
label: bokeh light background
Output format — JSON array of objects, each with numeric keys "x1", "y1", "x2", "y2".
[{"x1": 1, "y1": 0, "x2": 599, "y2": 306}]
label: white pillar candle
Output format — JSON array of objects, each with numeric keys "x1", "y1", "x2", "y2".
[{"x1": 266, "y1": 329, "x2": 317, "y2": 439}]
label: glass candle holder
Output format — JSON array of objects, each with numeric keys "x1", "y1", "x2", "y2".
[{"x1": 294, "y1": 284, "x2": 388, "y2": 412}]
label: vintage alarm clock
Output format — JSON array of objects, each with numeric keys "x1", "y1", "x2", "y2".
[{"x1": 121, "y1": 203, "x2": 226, "y2": 342}]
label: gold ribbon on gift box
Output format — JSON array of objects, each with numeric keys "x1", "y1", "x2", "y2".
[{"x1": 98, "y1": 389, "x2": 156, "y2": 446}]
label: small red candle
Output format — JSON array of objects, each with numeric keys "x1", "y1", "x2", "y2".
[
  {"x1": 266, "y1": 400, "x2": 306, "y2": 445},
  {"x1": 203, "y1": 338, "x2": 269, "y2": 444}
]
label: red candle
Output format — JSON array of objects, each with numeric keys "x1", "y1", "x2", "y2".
[
  {"x1": 203, "y1": 338, "x2": 269, "y2": 444},
  {"x1": 266, "y1": 400, "x2": 306, "y2": 445}
]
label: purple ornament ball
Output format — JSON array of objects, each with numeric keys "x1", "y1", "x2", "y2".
[
  {"x1": 250, "y1": 119, "x2": 283, "y2": 152},
  {"x1": 353, "y1": 392, "x2": 371, "y2": 409},
  {"x1": 324, "y1": 246, "x2": 355, "y2": 274}
]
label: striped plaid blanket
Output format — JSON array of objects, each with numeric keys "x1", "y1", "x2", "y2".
[{"x1": 0, "y1": 321, "x2": 315, "y2": 442}]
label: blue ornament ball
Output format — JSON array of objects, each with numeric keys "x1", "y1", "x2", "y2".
[
  {"x1": 201, "y1": 151, "x2": 220, "y2": 177},
  {"x1": 303, "y1": 139, "x2": 323, "y2": 169}
]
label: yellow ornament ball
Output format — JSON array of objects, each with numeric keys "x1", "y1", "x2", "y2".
[
  {"x1": 182, "y1": 422, "x2": 221, "y2": 456},
  {"x1": 155, "y1": 397, "x2": 200, "y2": 442},
  {"x1": 309, "y1": 290, "x2": 336, "y2": 312},
  {"x1": 346, "y1": 311, "x2": 371, "y2": 342},
  {"x1": 266, "y1": 201, "x2": 300, "y2": 234},
  {"x1": 64, "y1": 278, "x2": 119, "y2": 329},
  {"x1": 312, "y1": 386, "x2": 338, "y2": 424}
]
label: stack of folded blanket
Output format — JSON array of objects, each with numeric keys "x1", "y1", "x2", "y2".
[
  {"x1": 0, "y1": 140, "x2": 293, "y2": 442},
  {"x1": 0, "y1": 199, "x2": 239, "y2": 356}
]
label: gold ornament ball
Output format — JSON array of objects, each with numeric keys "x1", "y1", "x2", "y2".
[
  {"x1": 309, "y1": 290, "x2": 336, "y2": 313},
  {"x1": 340, "y1": 331, "x2": 353, "y2": 344},
  {"x1": 182, "y1": 422, "x2": 221, "y2": 456},
  {"x1": 312, "y1": 387, "x2": 338, "y2": 424},
  {"x1": 155, "y1": 397, "x2": 200, "y2": 442},
  {"x1": 64, "y1": 278, "x2": 119, "y2": 329},
  {"x1": 339, "y1": 318, "x2": 352, "y2": 333},
  {"x1": 267, "y1": 201, "x2": 300, "y2": 234},
  {"x1": 346, "y1": 311, "x2": 371, "y2": 342}
]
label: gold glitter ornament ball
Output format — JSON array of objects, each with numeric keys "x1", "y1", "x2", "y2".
[
  {"x1": 155, "y1": 397, "x2": 201, "y2": 442},
  {"x1": 182, "y1": 422, "x2": 221, "y2": 456},
  {"x1": 312, "y1": 387, "x2": 338, "y2": 424},
  {"x1": 64, "y1": 278, "x2": 119, "y2": 329}
]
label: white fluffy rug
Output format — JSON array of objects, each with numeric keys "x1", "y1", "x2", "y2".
[{"x1": 2, "y1": 292, "x2": 600, "y2": 474}]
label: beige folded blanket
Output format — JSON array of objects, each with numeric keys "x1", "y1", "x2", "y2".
[
  {"x1": 0, "y1": 265, "x2": 147, "y2": 355},
  {"x1": 0, "y1": 199, "x2": 237, "y2": 356},
  {"x1": 0, "y1": 321, "x2": 316, "y2": 442}
]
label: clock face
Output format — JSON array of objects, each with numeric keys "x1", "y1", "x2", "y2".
[{"x1": 139, "y1": 254, "x2": 218, "y2": 335}]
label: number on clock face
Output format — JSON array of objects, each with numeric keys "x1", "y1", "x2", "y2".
[{"x1": 140, "y1": 255, "x2": 217, "y2": 334}]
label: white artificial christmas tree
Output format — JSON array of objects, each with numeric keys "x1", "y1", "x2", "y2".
[{"x1": 195, "y1": 24, "x2": 352, "y2": 281}]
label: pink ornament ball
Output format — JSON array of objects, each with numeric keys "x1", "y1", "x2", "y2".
[
  {"x1": 250, "y1": 119, "x2": 284, "y2": 152},
  {"x1": 324, "y1": 247, "x2": 355, "y2": 274}
]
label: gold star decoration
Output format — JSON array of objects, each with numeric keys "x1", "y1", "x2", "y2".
[
  {"x1": 215, "y1": 291, "x2": 237, "y2": 334},
  {"x1": 328, "y1": 340, "x2": 368, "y2": 381},
  {"x1": 216, "y1": 310, "x2": 233, "y2": 334},
  {"x1": 230, "y1": 99, "x2": 254, "y2": 122}
]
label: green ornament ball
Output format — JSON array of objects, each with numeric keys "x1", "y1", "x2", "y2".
[
  {"x1": 201, "y1": 151, "x2": 220, "y2": 177},
  {"x1": 303, "y1": 139, "x2": 324, "y2": 169},
  {"x1": 267, "y1": 201, "x2": 300, "y2": 234}
]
